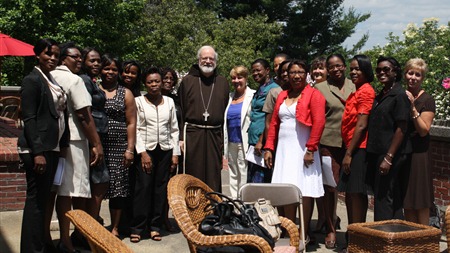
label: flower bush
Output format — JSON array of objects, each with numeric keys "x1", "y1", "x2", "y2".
[
  {"x1": 435, "y1": 77, "x2": 450, "y2": 121},
  {"x1": 365, "y1": 18, "x2": 450, "y2": 121}
]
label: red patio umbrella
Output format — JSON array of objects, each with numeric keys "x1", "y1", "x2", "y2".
[
  {"x1": 0, "y1": 33, "x2": 35, "y2": 84},
  {"x1": 0, "y1": 33, "x2": 34, "y2": 56}
]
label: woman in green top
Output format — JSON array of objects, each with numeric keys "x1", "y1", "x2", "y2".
[{"x1": 247, "y1": 58, "x2": 279, "y2": 183}]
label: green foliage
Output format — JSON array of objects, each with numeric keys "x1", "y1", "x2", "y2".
[
  {"x1": 202, "y1": 0, "x2": 370, "y2": 62},
  {"x1": 0, "y1": 0, "x2": 366, "y2": 88},
  {"x1": 364, "y1": 18, "x2": 450, "y2": 120},
  {"x1": 0, "y1": 0, "x2": 146, "y2": 68},
  {"x1": 136, "y1": 0, "x2": 281, "y2": 89}
]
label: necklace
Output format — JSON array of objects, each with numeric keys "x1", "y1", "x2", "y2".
[
  {"x1": 102, "y1": 83, "x2": 118, "y2": 92},
  {"x1": 414, "y1": 89, "x2": 424, "y2": 99},
  {"x1": 233, "y1": 91, "x2": 245, "y2": 100},
  {"x1": 382, "y1": 83, "x2": 395, "y2": 95},
  {"x1": 199, "y1": 77, "x2": 215, "y2": 121},
  {"x1": 145, "y1": 94, "x2": 162, "y2": 106}
]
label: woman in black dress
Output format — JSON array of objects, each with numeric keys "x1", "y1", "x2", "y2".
[
  {"x1": 80, "y1": 48, "x2": 113, "y2": 228},
  {"x1": 98, "y1": 54, "x2": 137, "y2": 237},
  {"x1": 403, "y1": 58, "x2": 435, "y2": 225}
]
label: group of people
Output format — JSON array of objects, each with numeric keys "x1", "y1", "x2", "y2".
[
  {"x1": 19, "y1": 37, "x2": 435, "y2": 253},
  {"x1": 19, "y1": 39, "x2": 183, "y2": 253},
  {"x1": 223, "y1": 52, "x2": 435, "y2": 251}
]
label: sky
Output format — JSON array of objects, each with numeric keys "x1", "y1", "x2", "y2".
[{"x1": 342, "y1": 0, "x2": 450, "y2": 51}]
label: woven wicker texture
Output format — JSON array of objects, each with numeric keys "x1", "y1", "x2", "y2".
[
  {"x1": 446, "y1": 205, "x2": 450, "y2": 250},
  {"x1": 167, "y1": 174, "x2": 300, "y2": 253},
  {"x1": 66, "y1": 209, "x2": 133, "y2": 253},
  {"x1": 348, "y1": 219, "x2": 441, "y2": 253}
]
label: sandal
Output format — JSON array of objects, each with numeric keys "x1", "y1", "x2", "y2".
[
  {"x1": 150, "y1": 231, "x2": 162, "y2": 241},
  {"x1": 325, "y1": 233, "x2": 337, "y2": 249},
  {"x1": 130, "y1": 234, "x2": 141, "y2": 243}
]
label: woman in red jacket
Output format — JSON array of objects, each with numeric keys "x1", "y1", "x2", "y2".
[{"x1": 264, "y1": 60, "x2": 326, "y2": 244}]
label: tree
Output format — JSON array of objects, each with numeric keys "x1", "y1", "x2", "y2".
[
  {"x1": 365, "y1": 18, "x2": 450, "y2": 120},
  {"x1": 135, "y1": 0, "x2": 281, "y2": 88},
  {"x1": 0, "y1": 0, "x2": 145, "y2": 55},
  {"x1": 0, "y1": 0, "x2": 145, "y2": 85},
  {"x1": 200, "y1": 0, "x2": 370, "y2": 61}
]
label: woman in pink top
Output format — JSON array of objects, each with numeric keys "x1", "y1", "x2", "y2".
[{"x1": 264, "y1": 60, "x2": 325, "y2": 243}]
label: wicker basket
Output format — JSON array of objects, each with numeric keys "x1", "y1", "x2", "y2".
[{"x1": 347, "y1": 219, "x2": 441, "y2": 253}]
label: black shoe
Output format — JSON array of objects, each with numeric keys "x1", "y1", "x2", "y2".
[
  {"x1": 335, "y1": 216, "x2": 341, "y2": 230},
  {"x1": 70, "y1": 232, "x2": 90, "y2": 250},
  {"x1": 45, "y1": 242, "x2": 58, "y2": 253},
  {"x1": 97, "y1": 215, "x2": 104, "y2": 226},
  {"x1": 57, "y1": 242, "x2": 81, "y2": 253}
]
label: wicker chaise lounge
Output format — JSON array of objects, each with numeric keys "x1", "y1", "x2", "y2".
[{"x1": 167, "y1": 174, "x2": 300, "y2": 253}]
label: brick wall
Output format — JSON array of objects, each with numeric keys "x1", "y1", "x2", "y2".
[
  {"x1": 0, "y1": 116, "x2": 25, "y2": 211},
  {"x1": 431, "y1": 138, "x2": 450, "y2": 207},
  {"x1": 1, "y1": 119, "x2": 450, "y2": 211},
  {"x1": 0, "y1": 163, "x2": 25, "y2": 210}
]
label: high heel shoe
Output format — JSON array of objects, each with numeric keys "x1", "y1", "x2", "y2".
[
  {"x1": 57, "y1": 242, "x2": 81, "y2": 253},
  {"x1": 313, "y1": 220, "x2": 326, "y2": 233},
  {"x1": 325, "y1": 232, "x2": 337, "y2": 249},
  {"x1": 335, "y1": 216, "x2": 341, "y2": 230}
]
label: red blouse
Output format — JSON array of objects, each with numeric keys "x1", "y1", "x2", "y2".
[
  {"x1": 341, "y1": 83, "x2": 375, "y2": 148},
  {"x1": 264, "y1": 85, "x2": 325, "y2": 152}
]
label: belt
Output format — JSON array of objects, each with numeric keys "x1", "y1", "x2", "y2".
[
  {"x1": 182, "y1": 121, "x2": 222, "y2": 174},
  {"x1": 185, "y1": 122, "x2": 222, "y2": 129}
]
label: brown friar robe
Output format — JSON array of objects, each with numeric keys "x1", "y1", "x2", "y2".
[{"x1": 178, "y1": 64, "x2": 230, "y2": 192}]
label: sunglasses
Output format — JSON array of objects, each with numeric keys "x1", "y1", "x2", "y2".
[{"x1": 375, "y1": 66, "x2": 393, "y2": 74}]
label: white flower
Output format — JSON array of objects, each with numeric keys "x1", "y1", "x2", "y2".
[{"x1": 423, "y1": 17, "x2": 439, "y2": 23}]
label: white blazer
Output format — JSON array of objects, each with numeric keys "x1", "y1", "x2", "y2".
[{"x1": 223, "y1": 86, "x2": 256, "y2": 156}]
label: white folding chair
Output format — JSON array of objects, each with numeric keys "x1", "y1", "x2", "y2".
[{"x1": 238, "y1": 183, "x2": 305, "y2": 252}]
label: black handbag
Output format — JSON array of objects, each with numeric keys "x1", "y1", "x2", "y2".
[{"x1": 199, "y1": 192, "x2": 275, "y2": 249}]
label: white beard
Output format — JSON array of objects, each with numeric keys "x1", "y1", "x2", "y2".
[{"x1": 199, "y1": 65, "x2": 215, "y2": 74}]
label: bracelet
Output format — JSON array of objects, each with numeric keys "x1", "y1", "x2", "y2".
[
  {"x1": 125, "y1": 149, "x2": 134, "y2": 155},
  {"x1": 345, "y1": 151, "x2": 352, "y2": 157},
  {"x1": 386, "y1": 153, "x2": 394, "y2": 159},
  {"x1": 305, "y1": 149, "x2": 313, "y2": 155},
  {"x1": 383, "y1": 157, "x2": 392, "y2": 166},
  {"x1": 412, "y1": 113, "x2": 420, "y2": 119}
]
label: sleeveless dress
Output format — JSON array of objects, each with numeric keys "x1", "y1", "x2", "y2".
[
  {"x1": 271, "y1": 102, "x2": 324, "y2": 198},
  {"x1": 104, "y1": 86, "x2": 130, "y2": 199}
]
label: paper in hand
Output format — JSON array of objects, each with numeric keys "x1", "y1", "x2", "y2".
[
  {"x1": 245, "y1": 146, "x2": 266, "y2": 168},
  {"x1": 53, "y1": 157, "x2": 66, "y2": 186}
]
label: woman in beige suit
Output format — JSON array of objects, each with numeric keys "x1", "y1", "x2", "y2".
[
  {"x1": 224, "y1": 66, "x2": 256, "y2": 198},
  {"x1": 314, "y1": 54, "x2": 355, "y2": 248}
]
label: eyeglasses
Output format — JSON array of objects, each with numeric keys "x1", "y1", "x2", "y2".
[
  {"x1": 289, "y1": 71, "x2": 306, "y2": 76},
  {"x1": 375, "y1": 66, "x2": 393, "y2": 74},
  {"x1": 200, "y1": 57, "x2": 215, "y2": 62},
  {"x1": 327, "y1": 64, "x2": 345, "y2": 70},
  {"x1": 66, "y1": 54, "x2": 82, "y2": 60}
]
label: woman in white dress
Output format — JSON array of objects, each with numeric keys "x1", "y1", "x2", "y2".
[{"x1": 264, "y1": 60, "x2": 326, "y2": 242}]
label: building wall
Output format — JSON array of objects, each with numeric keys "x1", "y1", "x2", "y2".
[{"x1": 1, "y1": 121, "x2": 450, "y2": 211}]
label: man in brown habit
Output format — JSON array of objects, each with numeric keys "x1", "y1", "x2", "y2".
[{"x1": 178, "y1": 45, "x2": 230, "y2": 192}]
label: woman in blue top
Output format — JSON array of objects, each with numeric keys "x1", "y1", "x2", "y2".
[
  {"x1": 224, "y1": 66, "x2": 256, "y2": 197},
  {"x1": 247, "y1": 59, "x2": 279, "y2": 183}
]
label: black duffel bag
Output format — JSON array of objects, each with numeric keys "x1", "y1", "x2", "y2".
[{"x1": 199, "y1": 192, "x2": 275, "y2": 250}]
